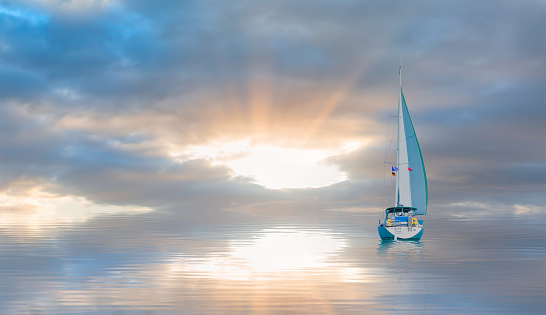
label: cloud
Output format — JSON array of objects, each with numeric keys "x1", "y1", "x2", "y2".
[{"x1": 0, "y1": 0, "x2": 544, "y2": 226}]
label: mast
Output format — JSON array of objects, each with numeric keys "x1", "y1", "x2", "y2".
[{"x1": 395, "y1": 65, "x2": 402, "y2": 207}]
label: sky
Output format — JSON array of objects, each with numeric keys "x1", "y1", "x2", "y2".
[{"x1": 1, "y1": 0, "x2": 546, "y2": 227}]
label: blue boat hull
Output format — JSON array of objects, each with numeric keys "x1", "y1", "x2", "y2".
[{"x1": 378, "y1": 226, "x2": 424, "y2": 240}]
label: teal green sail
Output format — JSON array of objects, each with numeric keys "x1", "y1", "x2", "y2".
[{"x1": 400, "y1": 90, "x2": 428, "y2": 215}]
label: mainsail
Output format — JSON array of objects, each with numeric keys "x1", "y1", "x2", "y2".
[{"x1": 395, "y1": 72, "x2": 428, "y2": 215}]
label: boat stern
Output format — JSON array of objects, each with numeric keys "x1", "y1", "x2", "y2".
[
  {"x1": 378, "y1": 225, "x2": 424, "y2": 240},
  {"x1": 378, "y1": 226, "x2": 395, "y2": 240}
]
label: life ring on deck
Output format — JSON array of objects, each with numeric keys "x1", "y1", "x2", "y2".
[
  {"x1": 412, "y1": 218, "x2": 418, "y2": 226},
  {"x1": 387, "y1": 219, "x2": 392, "y2": 226}
]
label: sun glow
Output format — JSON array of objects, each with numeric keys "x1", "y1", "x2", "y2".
[
  {"x1": 173, "y1": 140, "x2": 362, "y2": 189},
  {"x1": 0, "y1": 188, "x2": 152, "y2": 235}
]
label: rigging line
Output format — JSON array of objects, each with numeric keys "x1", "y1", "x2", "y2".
[
  {"x1": 383, "y1": 115, "x2": 398, "y2": 162},
  {"x1": 383, "y1": 116, "x2": 393, "y2": 162},
  {"x1": 382, "y1": 115, "x2": 395, "y2": 210},
  {"x1": 386, "y1": 116, "x2": 397, "y2": 163},
  {"x1": 383, "y1": 114, "x2": 397, "y2": 210},
  {"x1": 382, "y1": 120, "x2": 390, "y2": 211},
  {"x1": 382, "y1": 158, "x2": 385, "y2": 211},
  {"x1": 389, "y1": 115, "x2": 399, "y2": 206}
]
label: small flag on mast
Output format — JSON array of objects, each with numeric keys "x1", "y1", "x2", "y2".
[
  {"x1": 392, "y1": 172, "x2": 396, "y2": 176},
  {"x1": 392, "y1": 166, "x2": 398, "y2": 171},
  {"x1": 408, "y1": 167, "x2": 413, "y2": 171}
]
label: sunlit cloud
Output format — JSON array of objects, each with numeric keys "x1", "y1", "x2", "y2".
[
  {"x1": 0, "y1": 0, "x2": 544, "y2": 229},
  {"x1": 172, "y1": 140, "x2": 362, "y2": 189},
  {"x1": 514, "y1": 204, "x2": 546, "y2": 215},
  {"x1": 0, "y1": 187, "x2": 153, "y2": 236},
  {"x1": 226, "y1": 145, "x2": 345, "y2": 189}
]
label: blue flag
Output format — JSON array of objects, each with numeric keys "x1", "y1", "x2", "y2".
[{"x1": 392, "y1": 166, "x2": 398, "y2": 171}]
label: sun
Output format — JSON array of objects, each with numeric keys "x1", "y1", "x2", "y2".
[
  {"x1": 173, "y1": 140, "x2": 361, "y2": 189},
  {"x1": 227, "y1": 145, "x2": 346, "y2": 189}
]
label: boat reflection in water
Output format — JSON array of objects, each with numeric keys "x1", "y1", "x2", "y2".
[
  {"x1": 376, "y1": 239, "x2": 431, "y2": 312},
  {"x1": 377, "y1": 239, "x2": 425, "y2": 266},
  {"x1": 377, "y1": 239, "x2": 425, "y2": 260}
]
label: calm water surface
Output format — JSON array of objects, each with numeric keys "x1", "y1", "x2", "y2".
[{"x1": 1, "y1": 210, "x2": 545, "y2": 314}]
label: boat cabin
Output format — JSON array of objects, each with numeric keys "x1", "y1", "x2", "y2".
[
  {"x1": 381, "y1": 206, "x2": 418, "y2": 227},
  {"x1": 385, "y1": 206, "x2": 416, "y2": 218}
]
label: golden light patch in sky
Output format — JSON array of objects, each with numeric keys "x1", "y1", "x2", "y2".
[
  {"x1": 0, "y1": 188, "x2": 152, "y2": 236},
  {"x1": 174, "y1": 140, "x2": 362, "y2": 189}
]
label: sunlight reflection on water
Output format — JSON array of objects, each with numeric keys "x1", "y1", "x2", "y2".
[
  {"x1": 166, "y1": 227, "x2": 377, "y2": 287},
  {"x1": 0, "y1": 211, "x2": 545, "y2": 314}
]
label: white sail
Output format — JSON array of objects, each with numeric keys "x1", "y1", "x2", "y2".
[
  {"x1": 395, "y1": 78, "x2": 427, "y2": 215},
  {"x1": 397, "y1": 89, "x2": 411, "y2": 207}
]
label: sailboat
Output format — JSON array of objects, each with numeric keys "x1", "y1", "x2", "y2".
[{"x1": 378, "y1": 67, "x2": 427, "y2": 240}]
